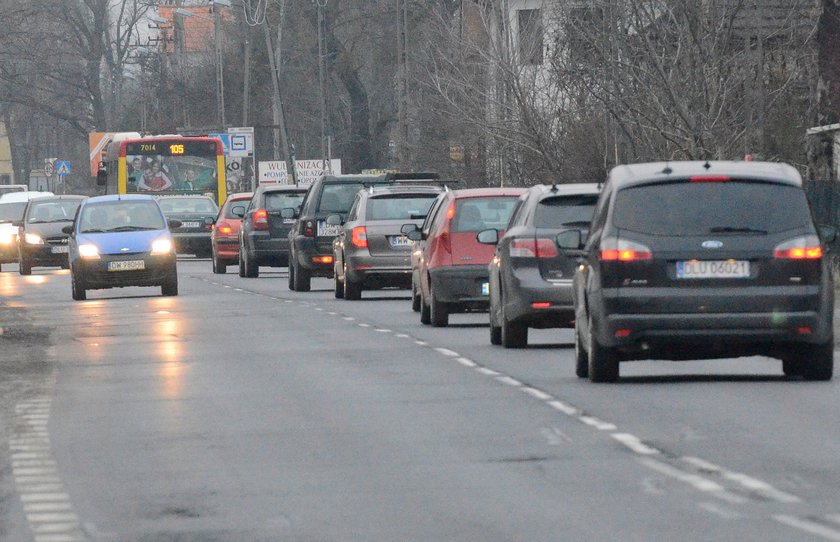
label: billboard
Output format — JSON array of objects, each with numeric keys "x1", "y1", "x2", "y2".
[{"x1": 258, "y1": 159, "x2": 342, "y2": 186}]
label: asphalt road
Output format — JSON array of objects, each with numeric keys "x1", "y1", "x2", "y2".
[{"x1": 2, "y1": 260, "x2": 840, "y2": 541}]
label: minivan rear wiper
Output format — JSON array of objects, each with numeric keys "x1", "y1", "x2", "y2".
[
  {"x1": 561, "y1": 220, "x2": 591, "y2": 227},
  {"x1": 708, "y1": 226, "x2": 767, "y2": 235}
]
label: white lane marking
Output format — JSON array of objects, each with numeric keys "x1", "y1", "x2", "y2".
[
  {"x1": 343, "y1": 316, "x2": 355, "y2": 321},
  {"x1": 611, "y1": 433, "x2": 660, "y2": 455},
  {"x1": 681, "y1": 456, "x2": 802, "y2": 504},
  {"x1": 20, "y1": 494, "x2": 71, "y2": 503},
  {"x1": 14, "y1": 468, "x2": 59, "y2": 476},
  {"x1": 233, "y1": 288, "x2": 244, "y2": 292},
  {"x1": 327, "y1": 312, "x2": 338, "y2": 316},
  {"x1": 13, "y1": 459, "x2": 57, "y2": 467},
  {"x1": 415, "y1": 341, "x2": 428, "y2": 346},
  {"x1": 357, "y1": 323, "x2": 371, "y2": 328},
  {"x1": 548, "y1": 400, "x2": 580, "y2": 416},
  {"x1": 26, "y1": 513, "x2": 79, "y2": 523},
  {"x1": 476, "y1": 367, "x2": 500, "y2": 376},
  {"x1": 775, "y1": 515, "x2": 840, "y2": 541},
  {"x1": 456, "y1": 357, "x2": 477, "y2": 368},
  {"x1": 315, "y1": 308, "x2": 323, "y2": 311},
  {"x1": 24, "y1": 503, "x2": 73, "y2": 513},
  {"x1": 522, "y1": 387, "x2": 553, "y2": 401},
  {"x1": 31, "y1": 523, "x2": 79, "y2": 534},
  {"x1": 579, "y1": 416, "x2": 618, "y2": 431},
  {"x1": 434, "y1": 348, "x2": 459, "y2": 357},
  {"x1": 638, "y1": 458, "x2": 746, "y2": 504},
  {"x1": 34, "y1": 534, "x2": 80, "y2": 542},
  {"x1": 395, "y1": 334, "x2": 410, "y2": 338},
  {"x1": 496, "y1": 376, "x2": 523, "y2": 387},
  {"x1": 698, "y1": 502, "x2": 743, "y2": 520},
  {"x1": 16, "y1": 477, "x2": 62, "y2": 485},
  {"x1": 375, "y1": 329, "x2": 391, "y2": 333}
]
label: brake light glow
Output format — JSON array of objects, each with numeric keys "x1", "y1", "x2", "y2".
[
  {"x1": 446, "y1": 202, "x2": 456, "y2": 220},
  {"x1": 531, "y1": 302, "x2": 551, "y2": 309},
  {"x1": 351, "y1": 226, "x2": 368, "y2": 248},
  {"x1": 312, "y1": 255, "x2": 333, "y2": 264},
  {"x1": 797, "y1": 327, "x2": 812, "y2": 335},
  {"x1": 253, "y1": 209, "x2": 269, "y2": 231},
  {"x1": 599, "y1": 239, "x2": 652, "y2": 261},
  {"x1": 510, "y1": 238, "x2": 558, "y2": 258},
  {"x1": 215, "y1": 221, "x2": 233, "y2": 235},
  {"x1": 690, "y1": 175, "x2": 731, "y2": 183},
  {"x1": 773, "y1": 236, "x2": 823, "y2": 260},
  {"x1": 615, "y1": 329, "x2": 632, "y2": 337}
]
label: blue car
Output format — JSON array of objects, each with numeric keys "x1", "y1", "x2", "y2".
[{"x1": 66, "y1": 195, "x2": 179, "y2": 300}]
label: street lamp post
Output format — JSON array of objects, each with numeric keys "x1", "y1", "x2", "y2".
[{"x1": 175, "y1": 0, "x2": 230, "y2": 129}]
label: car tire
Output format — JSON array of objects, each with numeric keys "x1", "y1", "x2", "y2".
[
  {"x1": 430, "y1": 285, "x2": 449, "y2": 327},
  {"x1": 344, "y1": 267, "x2": 362, "y2": 301},
  {"x1": 212, "y1": 255, "x2": 226, "y2": 274},
  {"x1": 785, "y1": 340, "x2": 834, "y2": 381},
  {"x1": 243, "y1": 250, "x2": 258, "y2": 278},
  {"x1": 288, "y1": 258, "x2": 296, "y2": 290},
  {"x1": 411, "y1": 278, "x2": 421, "y2": 312},
  {"x1": 501, "y1": 304, "x2": 527, "y2": 348},
  {"x1": 490, "y1": 322, "x2": 502, "y2": 345},
  {"x1": 420, "y1": 289, "x2": 431, "y2": 325},
  {"x1": 293, "y1": 260, "x2": 311, "y2": 292},
  {"x1": 588, "y1": 316, "x2": 618, "y2": 383},
  {"x1": 334, "y1": 275, "x2": 344, "y2": 298},
  {"x1": 18, "y1": 255, "x2": 32, "y2": 276},
  {"x1": 574, "y1": 323, "x2": 589, "y2": 378},
  {"x1": 71, "y1": 269, "x2": 86, "y2": 301},
  {"x1": 238, "y1": 246, "x2": 246, "y2": 277},
  {"x1": 161, "y1": 274, "x2": 178, "y2": 296}
]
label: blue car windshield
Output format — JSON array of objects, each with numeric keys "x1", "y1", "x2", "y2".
[{"x1": 79, "y1": 201, "x2": 166, "y2": 233}]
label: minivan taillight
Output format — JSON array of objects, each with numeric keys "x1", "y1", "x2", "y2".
[
  {"x1": 599, "y1": 239, "x2": 652, "y2": 261},
  {"x1": 253, "y1": 209, "x2": 269, "y2": 231},
  {"x1": 510, "y1": 238, "x2": 558, "y2": 258},
  {"x1": 351, "y1": 226, "x2": 368, "y2": 248},
  {"x1": 774, "y1": 236, "x2": 823, "y2": 259}
]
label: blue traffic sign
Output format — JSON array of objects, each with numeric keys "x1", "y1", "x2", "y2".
[{"x1": 55, "y1": 160, "x2": 71, "y2": 176}]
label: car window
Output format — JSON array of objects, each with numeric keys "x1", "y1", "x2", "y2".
[
  {"x1": 534, "y1": 195, "x2": 598, "y2": 228},
  {"x1": 27, "y1": 200, "x2": 83, "y2": 223},
  {"x1": 224, "y1": 199, "x2": 251, "y2": 218},
  {"x1": 366, "y1": 194, "x2": 438, "y2": 221},
  {"x1": 347, "y1": 195, "x2": 362, "y2": 221},
  {"x1": 0, "y1": 202, "x2": 27, "y2": 222},
  {"x1": 317, "y1": 183, "x2": 365, "y2": 214},
  {"x1": 612, "y1": 181, "x2": 812, "y2": 235},
  {"x1": 451, "y1": 197, "x2": 520, "y2": 232},
  {"x1": 158, "y1": 198, "x2": 217, "y2": 214},
  {"x1": 422, "y1": 194, "x2": 447, "y2": 234},
  {"x1": 79, "y1": 201, "x2": 165, "y2": 232},
  {"x1": 265, "y1": 192, "x2": 305, "y2": 212}
]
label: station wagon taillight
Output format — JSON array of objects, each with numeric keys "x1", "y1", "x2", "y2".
[
  {"x1": 599, "y1": 239, "x2": 652, "y2": 261},
  {"x1": 351, "y1": 226, "x2": 368, "y2": 248},
  {"x1": 773, "y1": 236, "x2": 823, "y2": 259},
  {"x1": 253, "y1": 209, "x2": 269, "y2": 231},
  {"x1": 690, "y1": 175, "x2": 731, "y2": 183},
  {"x1": 510, "y1": 238, "x2": 558, "y2": 258}
]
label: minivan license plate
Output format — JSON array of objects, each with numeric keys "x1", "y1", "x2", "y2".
[{"x1": 676, "y1": 260, "x2": 749, "y2": 279}]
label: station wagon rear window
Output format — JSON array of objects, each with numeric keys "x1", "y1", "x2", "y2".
[
  {"x1": 612, "y1": 181, "x2": 812, "y2": 235},
  {"x1": 535, "y1": 195, "x2": 598, "y2": 228},
  {"x1": 366, "y1": 194, "x2": 437, "y2": 220}
]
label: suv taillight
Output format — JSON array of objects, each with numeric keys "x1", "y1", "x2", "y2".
[
  {"x1": 774, "y1": 235, "x2": 823, "y2": 259},
  {"x1": 351, "y1": 226, "x2": 368, "y2": 248},
  {"x1": 599, "y1": 239, "x2": 652, "y2": 261},
  {"x1": 252, "y1": 209, "x2": 269, "y2": 231},
  {"x1": 510, "y1": 238, "x2": 558, "y2": 258}
]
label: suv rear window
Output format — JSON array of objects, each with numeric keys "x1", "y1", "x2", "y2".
[
  {"x1": 366, "y1": 194, "x2": 437, "y2": 220},
  {"x1": 452, "y1": 197, "x2": 519, "y2": 232},
  {"x1": 612, "y1": 181, "x2": 812, "y2": 235},
  {"x1": 317, "y1": 183, "x2": 366, "y2": 214},
  {"x1": 265, "y1": 192, "x2": 304, "y2": 212},
  {"x1": 535, "y1": 195, "x2": 598, "y2": 228}
]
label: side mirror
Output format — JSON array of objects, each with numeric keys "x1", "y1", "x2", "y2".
[
  {"x1": 406, "y1": 229, "x2": 422, "y2": 241},
  {"x1": 820, "y1": 225, "x2": 837, "y2": 244},
  {"x1": 61, "y1": 225, "x2": 74, "y2": 235},
  {"x1": 96, "y1": 164, "x2": 107, "y2": 187},
  {"x1": 401, "y1": 223, "x2": 419, "y2": 235},
  {"x1": 476, "y1": 228, "x2": 499, "y2": 245},
  {"x1": 280, "y1": 207, "x2": 296, "y2": 219},
  {"x1": 326, "y1": 214, "x2": 342, "y2": 226},
  {"x1": 231, "y1": 205, "x2": 246, "y2": 218},
  {"x1": 168, "y1": 219, "x2": 182, "y2": 230},
  {"x1": 556, "y1": 229, "x2": 583, "y2": 250}
]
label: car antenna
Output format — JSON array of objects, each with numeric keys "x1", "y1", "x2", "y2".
[
  {"x1": 550, "y1": 182, "x2": 558, "y2": 192},
  {"x1": 662, "y1": 161, "x2": 672, "y2": 175},
  {"x1": 703, "y1": 161, "x2": 712, "y2": 170}
]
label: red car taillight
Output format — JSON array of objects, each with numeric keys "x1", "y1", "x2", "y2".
[
  {"x1": 773, "y1": 236, "x2": 823, "y2": 259},
  {"x1": 599, "y1": 239, "x2": 652, "y2": 261},
  {"x1": 215, "y1": 221, "x2": 233, "y2": 235},
  {"x1": 252, "y1": 209, "x2": 269, "y2": 231},
  {"x1": 509, "y1": 238, "x2": 558, "y2": 258},
  {"x1": 351, "y1": 226, "x2": 368, "y2": 248}
]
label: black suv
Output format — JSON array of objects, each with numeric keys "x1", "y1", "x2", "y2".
[
  {"x1": 572, "y1": 161, "x2": 835, "y2": 382},
  {"x1": 237, "y1": 185, "x2": 307, "y2": 278},
  {"x1": 480, "y1": 183, "x2": 600, "y2": 348},
  {"x1": 287, "y1": 172, "x2": 439, "y2": 291}
]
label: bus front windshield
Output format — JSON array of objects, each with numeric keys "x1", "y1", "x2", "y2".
[{"x1": 126, "y1": 154, "x2": 218, "y2": 195}]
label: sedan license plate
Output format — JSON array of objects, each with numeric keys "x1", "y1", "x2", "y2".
[
  {"x1": 107, "y1": 260, "x2": 145, "y2": 272},
  {"x1": 317, "y1": 221, "x2": 342, "y2": 237},
  {"x1": 181, "y1": 221, "x2": 201, "y2": 229},
  {"x1": 481, "y1": 282, "x2": 490, "y2": 296},
  {"x1": 51, "y1": 245, "x2": 69, "y2": 254},
  {"x1": 676, "y1": 260, "x2": 749, "y2": 279},
  {"x1": 390, "y1": 235, "x2": 412, "y2": 248}
]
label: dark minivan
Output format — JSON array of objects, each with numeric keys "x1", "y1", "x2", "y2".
[{"x1": 572, "y1": 161, "x2": 835, "y2": 382}]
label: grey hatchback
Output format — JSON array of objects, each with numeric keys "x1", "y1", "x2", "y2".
[{"x1": 572, "y1": 161, "x2": 835, "y2": 382}]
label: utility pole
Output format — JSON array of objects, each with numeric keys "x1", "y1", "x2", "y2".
[
  {"x1": 214, "y1": 3, "x2": 226, "y2": 129},
  {"x1": 264, "y1": 23, "x2": 298, "y2": 185},
  {"x1": 315, "y1": 0, "x2": 330, "y2": 172},
  {"x1": 396, "y1": 0, "x2": 409, "y2": 169}
]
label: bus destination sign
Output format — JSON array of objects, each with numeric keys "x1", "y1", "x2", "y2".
[{"x1": 125, "y1": 140, "x2": 218, "y2": 156}]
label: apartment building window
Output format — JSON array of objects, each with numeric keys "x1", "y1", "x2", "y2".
[{"x1": 518, "y1": 9, "x2": 544, "y2": 65}]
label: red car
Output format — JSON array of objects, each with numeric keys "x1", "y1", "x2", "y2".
[
  {"x1": 211, "y1": 192, "x2": 252, "y2": 274},
  {"x1": 407, "y1": 187, "x2": 526, "y2": 327}
]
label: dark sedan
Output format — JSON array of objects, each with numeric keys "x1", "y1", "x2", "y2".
[
  {"x1": 17, "y1": 195, "x2": 86, "y2": 275},
  {"x1": 480, "y1": 184, "x2": 600, "y2": 347},
  {"x1": 158, "y1": 195, "x2": 219, "y2": 257}
]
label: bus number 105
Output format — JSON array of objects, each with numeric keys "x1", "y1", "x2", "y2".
[{"x1": 170, "y1": 144, "x2": 185, "y2": 155}]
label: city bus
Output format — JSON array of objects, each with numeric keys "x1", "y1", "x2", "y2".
[{"x1": 97, "y1": 135, "x2": 227, "y2": 206}]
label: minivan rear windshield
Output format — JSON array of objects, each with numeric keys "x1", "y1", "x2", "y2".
[
  {"x1": 535, "y1": 195, "x2": 598, "y2": 229},
  {"x1": 612, "y1": 181, "x2": 813, "y2": 235},
  {"x1": 366, "y1": 194, "x2": 437, "y2": 220}
]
